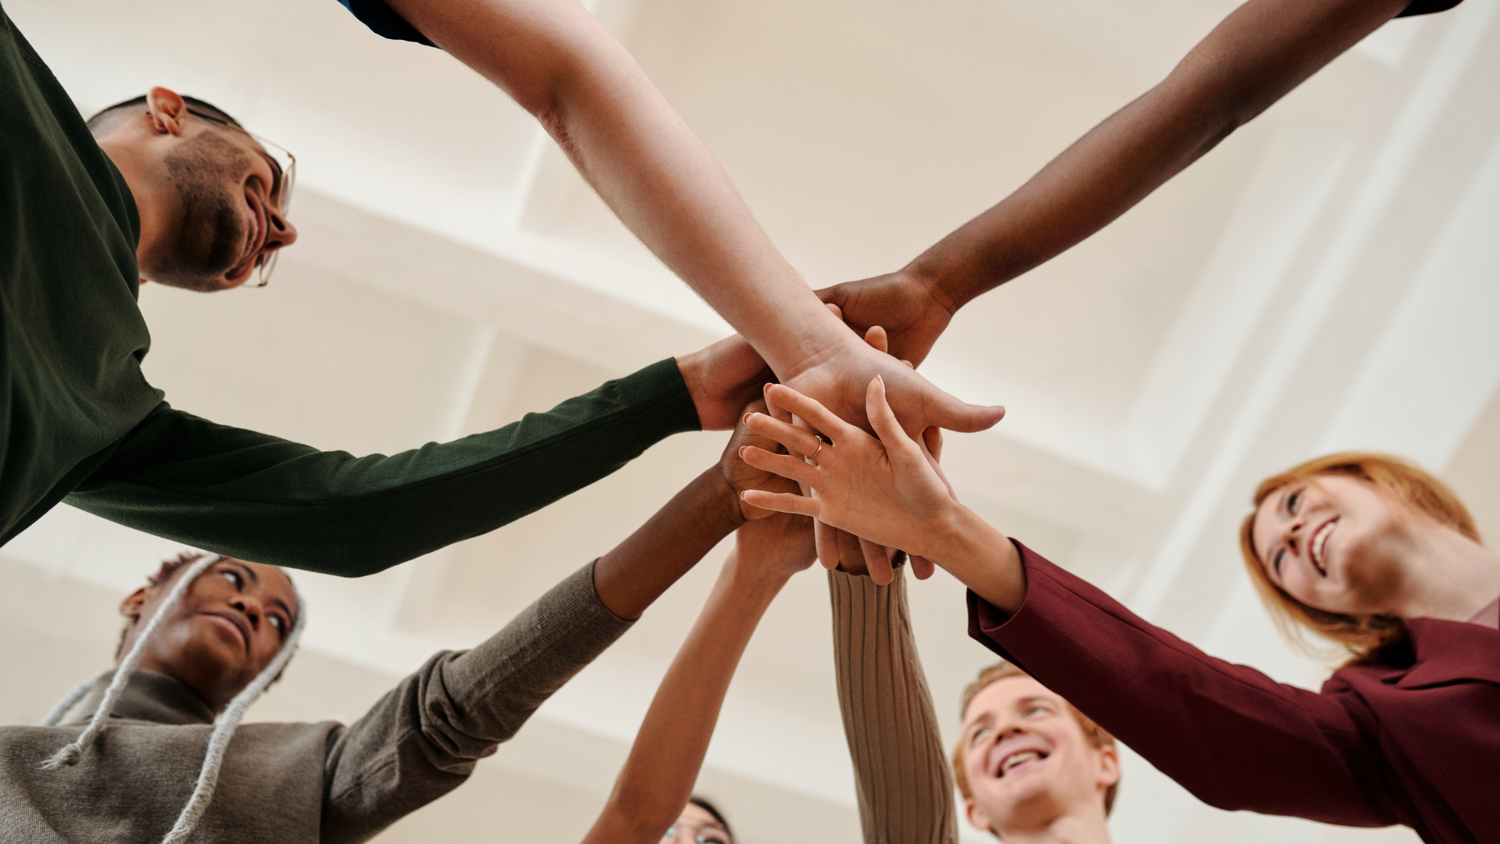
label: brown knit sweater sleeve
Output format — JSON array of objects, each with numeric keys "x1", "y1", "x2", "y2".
[{"x1": 829, "y1": 568, "x2": 958, "y2": 844}]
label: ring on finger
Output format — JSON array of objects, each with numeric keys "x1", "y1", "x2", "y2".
[{"x1": 811, "y1": 435, "x2": 825, "y2": 458}]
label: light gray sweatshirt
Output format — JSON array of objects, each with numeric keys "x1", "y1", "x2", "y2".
[{"x1": 0, "y1": 562, "x2": 629, "y2": 844}]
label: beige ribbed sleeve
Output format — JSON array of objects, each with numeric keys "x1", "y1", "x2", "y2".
[{"x1": 829, "y1": 568, "x2": 958, "y2": 844}]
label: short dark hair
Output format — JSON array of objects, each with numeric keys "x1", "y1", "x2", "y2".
[
  {"x1": 688, "y1": 795, "x2": 733, "y2": 837},
  {"x1": 86, "y1": 94, "x2": 243, "y2": 139}
]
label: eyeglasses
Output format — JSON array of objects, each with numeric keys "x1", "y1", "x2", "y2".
[
  {"x1": 182, "y1": 107, "x2": 297, "y2": 288},
  {"x1": 662, "y1": 820, "x2": 734, "y2": 844}
]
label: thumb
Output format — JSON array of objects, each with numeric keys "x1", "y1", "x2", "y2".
[
  {"x1": 866, "y1": 376, "x2": 922, "y2": 459},
  {"x1": 928, "y1": 387, "x2": 1005, "y2": 434}
]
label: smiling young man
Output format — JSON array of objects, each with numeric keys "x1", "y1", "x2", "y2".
[{"x1": 953, "y1": 663, "x2": 1121, "y2": 844}]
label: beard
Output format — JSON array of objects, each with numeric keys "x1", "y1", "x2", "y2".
[{"x1": 148, "y1": 132, "x2": 251, "y2": 291}]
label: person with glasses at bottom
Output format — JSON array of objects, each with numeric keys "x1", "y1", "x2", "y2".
[
  {"x1": 3, "y1": 405, "x2": 801, "y2": 844},
  {"x1": 664, "y1": 798, "x2": 736, "y2": 844}
]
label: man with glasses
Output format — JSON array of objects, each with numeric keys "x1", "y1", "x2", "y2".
[
  {"x1": 83, "y1": 91, "x2": 298, "y2": 292},
  {"x1": 0, "y1": 5, "x2": 768, "y2": 577},
  {"x1": 0, "y1": 0, "x2": 1005, "y2": 579}
]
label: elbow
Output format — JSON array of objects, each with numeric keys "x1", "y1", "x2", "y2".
[{"x1": 1163, "y1": 47, "x2": 1261, "y2": 154}]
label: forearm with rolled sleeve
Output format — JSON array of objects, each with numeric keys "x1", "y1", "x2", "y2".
[
  {"x1": 320, "y1": 560, "x2": 632, "y2": 844},
  {"x1": 830, "y1": 568, "x2": 958, "y2": 844}
]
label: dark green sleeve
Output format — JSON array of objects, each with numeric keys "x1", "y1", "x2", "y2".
[{"x1": 65, "y1": 358, "x2": 700, "y2": 576}]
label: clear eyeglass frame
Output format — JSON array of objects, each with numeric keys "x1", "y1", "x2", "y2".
[
  {"x1": 662, "y1": 821, "x2": 734, "y2": 844},
  {"x1": 181, "y1": 107, "x2": 297, "y2": 288}
]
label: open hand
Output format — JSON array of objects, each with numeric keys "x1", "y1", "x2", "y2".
[{"x1": 739, "y1": 379, "x2": 960, "y2": 562}]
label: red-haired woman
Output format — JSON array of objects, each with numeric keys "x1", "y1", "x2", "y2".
[{"x1": 738, "y1": 379, "x2": 1499, "y2": 844}]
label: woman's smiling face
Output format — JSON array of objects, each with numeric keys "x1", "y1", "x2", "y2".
[{"x1": 1251, "y1": 475, "x2": 1416, "y2": 616}]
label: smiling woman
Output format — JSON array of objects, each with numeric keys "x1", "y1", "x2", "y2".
[
  {"x1": 736, "y1": 379, "x2": 1500, "y2": 844},
  {"x1": 1241, "y1": 453, "x2": 1486, "y2": 663}
]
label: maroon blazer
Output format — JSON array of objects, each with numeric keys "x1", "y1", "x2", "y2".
[{"x1": 968, "y1": 542, "x2": 1500, "y2": 844}]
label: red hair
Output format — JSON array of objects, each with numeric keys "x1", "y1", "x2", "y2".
[{"x1": 1240, "y1": 452, "x2": 1479, "y2": 664}]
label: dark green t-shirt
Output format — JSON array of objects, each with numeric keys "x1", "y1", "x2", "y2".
[{"x1": 0, "y1": 5, "x2": 700, "y2": 575}]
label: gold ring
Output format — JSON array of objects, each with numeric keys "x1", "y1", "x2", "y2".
[{"x1": 811, "y1": 436, "x2": 824, "y2": 458}]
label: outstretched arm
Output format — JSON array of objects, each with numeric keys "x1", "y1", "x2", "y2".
[
  {"x1": 357, "y1": 0, "x2": 1003, "y2": 439},
  {"x1": 830, "y1": 566, "x2": 957, "y2": 844},
  {"x1": 737, "y1": 382, "x2": 1399, "y2": 826},
  {"x1": 584, "y1": 514, "x2": 815, "y2": 844},
  {"x1": 820, "y1": 0, "x2": 1421, "y2": 365},
  {"x1": 320, "y1": 404, "x2": 794, "y2": 842}
]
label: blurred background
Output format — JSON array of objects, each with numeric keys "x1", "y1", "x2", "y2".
[{"x1": 5, "y1": 0, "x2": 1500, "y2": 841}]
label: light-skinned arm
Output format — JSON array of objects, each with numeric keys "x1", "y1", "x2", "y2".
[
  {"x1": 381, "y1": 0, "x2": 1003, "y2": 437},
  {"x1": 582, "y1": 513, "x2": 815, "y2": 844},
  {"x1": 818, "y1": 0, "x2": 1416, "y2": 366},
  {"x1": 739, "y1": 381, "x2": 1027, "y2": 613}
]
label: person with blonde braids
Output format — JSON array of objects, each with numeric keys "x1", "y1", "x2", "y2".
[
  {"x1": 738, "y1": 372, "x2": 1500, "y2": 844},
  {"x1": 0, "y1": 403, "x2": 798, "y2": 844}
]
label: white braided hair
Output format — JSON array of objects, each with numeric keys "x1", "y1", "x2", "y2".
[{"x1": 39, "y1": 552, "x2": 308, "y2": 844}]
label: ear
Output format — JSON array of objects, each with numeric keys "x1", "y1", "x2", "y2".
[
  {"x1": 1097, "y1": 744, "x2": 1122, "y2": 791},
  {"x1": 146, "y1": 86, "x2": 189, "y2": 136},
  {"x1": 964, "y1": 798, "x2": 993, "y2": 833},
  {"x1": 119, "y1": 587, "x2": 149, "y2": 622}
]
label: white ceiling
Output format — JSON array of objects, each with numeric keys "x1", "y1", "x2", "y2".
[{"x1": 5, "y1": 0, "x2": 1500, "y2": 842}]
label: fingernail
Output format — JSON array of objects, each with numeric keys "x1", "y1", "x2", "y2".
[
  {"x1": 763, "y1": 383, "x2": 771, "y2": 393},
  {"x1": 743, "y1": 413, "x2": 752, "y2": 425},
  {"x1": 739, "y1": 491, "x2": 747, "y2": 500},
  {"x1": 738, "y1": 446, "x2": 748, "y2": 459},
  {"x1": 877, "y1": 374, "x2": 884, "y2": 386}
]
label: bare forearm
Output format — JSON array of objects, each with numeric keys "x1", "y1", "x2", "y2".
[
  {"x1": 587, "y1": 554, "x2": 785, "y2": 843},
  {"x1": 907, "y1": 0, "x2": 1409, "y2": 311},
  {"x1": 385, "y1": 0, "x2": 843, "y2": 376},
  {"x1": 593, "y1": 468, "x2": 741, "y2": 620},
  {"x1": 928, "y1": 505, "x2": 1026, "y2": 614}
]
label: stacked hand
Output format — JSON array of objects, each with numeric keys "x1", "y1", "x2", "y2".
[
  {"x1": 739, "y1": 377, "x2": 961, "y2": 573},
  {"x1": 815, "y1": 271, "x2": 954, "y2": 369},
  {"x1": 690, "y1": 289, "x2": 992, "y2": 584}
]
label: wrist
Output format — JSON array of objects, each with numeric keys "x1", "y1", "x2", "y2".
[
  {"x1": 724, "y1": 551, "x2": 793, "y2": 597},
  {"x1": 702, "y1": 465, "x2": 750, "y2": 532},
  {"x1": 928, "y1": 506, "x2": 1025, "y2": 612},
  {"x1": 919, "y1": 500, "x2": 974, "y2": 563},
  {"x1": 768, "y1": 305, "x2": 857, "y2": 382},
  {"x1": 675, "y1": 350, "x2": 711, "y2": 428}
]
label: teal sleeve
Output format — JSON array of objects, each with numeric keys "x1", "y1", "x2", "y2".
[{"x1": 65, "y1": 358, "x2": 700, "y2": 576}]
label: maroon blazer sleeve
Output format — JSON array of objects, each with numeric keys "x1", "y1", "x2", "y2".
[{"x1": 968, "y1": 541, "x2": 1399, "y2": 827}]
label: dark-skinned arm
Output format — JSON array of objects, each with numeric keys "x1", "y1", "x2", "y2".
[
  {"x1": 320, "y1": 402, "x2": 792, "y2": 842},
  {"x1": 820, "y1": 0, "x2": 1421, "y2": 365}
]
